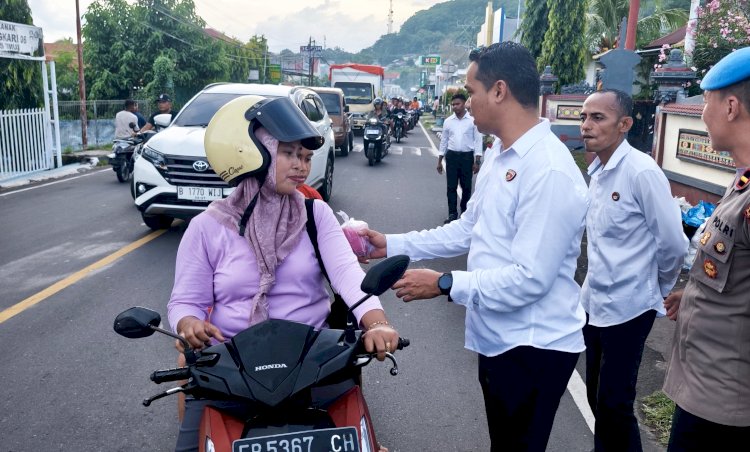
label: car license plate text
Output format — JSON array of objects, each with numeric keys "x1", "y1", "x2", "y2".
[
  {"x1": 233, "y1": 427, "x2": 359, "y2": 452},
  {"x1": 177, "y1": 186, "x2": 223, "y2": 202},
  {"x1": 365, "y1": 128, "x2": 380, "y2": 134}
]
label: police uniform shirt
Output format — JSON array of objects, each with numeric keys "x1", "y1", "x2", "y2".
[
  {"x1": 581, "y1": 139, "x2": 688, "y2": 326},
  {"x1": 438, "y1": 112, "x2": 483, "y2": 157},
  {"x1": 663, "y1": 168, "x2": 750, "y2": 427}
]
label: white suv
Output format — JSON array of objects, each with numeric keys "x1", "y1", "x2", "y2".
[{"x1": 132, "y1": 83, "x2": 336, "y2": 230}]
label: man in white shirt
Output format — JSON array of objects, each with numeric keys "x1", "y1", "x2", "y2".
[
  {"x1": 114, "y1": 99, "x2": 139, "y2": 140},
  {"x1": 438, "y1": 93, "x2": 483, "y2": 223},
  {"x1": 363, "y1": 42, "x2": 589, "y2": 451},
  {"x1": 579, "y1": 89, "x2": 687, "y2": 451}
]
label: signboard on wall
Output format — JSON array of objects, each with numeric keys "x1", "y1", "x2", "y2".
[
  {"x1": 420, "y1": 55, "x2": 441, "y2": 66},
  {"x1": 676, "y1": 129, "x2": 735, "y2": 169},
  {"x1": 556, "y1": 105, "x2": 582, "y2": 120},
  {"x1": 268, "y1": 64, "x2": 282, "y2": 84}
]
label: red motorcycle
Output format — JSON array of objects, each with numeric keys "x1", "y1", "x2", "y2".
[{"x1": 114, "y1": 255, "x2": 410, "y2": 452}]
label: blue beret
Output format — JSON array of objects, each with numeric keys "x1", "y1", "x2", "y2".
[{"x1": 701, "y1": 47, "x2": 750, "y2": 90}]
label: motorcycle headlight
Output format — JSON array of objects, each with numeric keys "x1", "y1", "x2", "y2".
[
  {"x1": 141, "y1": 146, "x2": 167, "y2": 171},
  {"x1": 360, "y1": 415, "x2": 371, "y2": 452},
  {"x1": 367, "y1": 118, "x2": 378, "y2": 125},
  {"x1": 205, "y1": 436, "x2": 216, "y2": 452}
]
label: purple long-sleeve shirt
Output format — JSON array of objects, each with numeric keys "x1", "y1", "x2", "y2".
[{"x1": 167, "y1": 200, "x2": 382, "y2": 339}]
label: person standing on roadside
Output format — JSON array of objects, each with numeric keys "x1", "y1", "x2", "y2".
[
  {"x1": 361, "y1": 42, "x2": 590, "y2": 451},
  {"x1": 432, "y1": 96, "x2": 439, "y2": 118},
  {"x1": 140, "y1": 93, "x2": 178, "y2": 132},
  {"x1": 579, "y1": 89, "x2": 687, "y2": 452},
  {"x1": 662, "y1": 47, "x2": 750, "y2": 452},
  {"x1": 437, "y1": 93, "x2": 483, "y2": 224}
]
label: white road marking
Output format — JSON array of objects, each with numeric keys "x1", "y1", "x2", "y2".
[
  {"x1": 0, "y1": 168, "x2": 109, "y2": 197},
  {"x1": 568, "y1": 369, "x2": 596, "y2": 433}
]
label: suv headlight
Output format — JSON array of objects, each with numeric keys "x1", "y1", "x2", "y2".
[{"x1": 141, "y1": 146, "x2": 167, "y2": 170}]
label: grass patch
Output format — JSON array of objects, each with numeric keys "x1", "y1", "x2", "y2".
[
  {"x1": 641, "y1": 390, "x2": 675, "y2": 446},
  {"x1": 572, "y1": 151, "x2": 588, "y2": 173}
]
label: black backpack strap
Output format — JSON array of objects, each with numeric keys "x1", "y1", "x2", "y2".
[{"x1": 305, "y1": 198, "x2": 331, "y2": 283}]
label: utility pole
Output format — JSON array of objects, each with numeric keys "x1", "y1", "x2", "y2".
[
  {"x1": 262, "y1": 35, "x2": 267, "y2": 84},
  {"x1": 387, "y1": 0, "x2": 394, "y2": 34},
  {"x1": 308, "y1": 36, "x2": 314, "y2": 86},
  {"x1": 75, "y1": 0, "x2": 87, "y2": 148},
  {"x1": 624, "y1": 0, "x2": 640, "y2": 50}
]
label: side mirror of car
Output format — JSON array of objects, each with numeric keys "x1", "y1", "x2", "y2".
[
  {"x1": 153, "y1": 113, "x2": 172, "y2": 129},
  {"x1": 344, "y1": 105, "x2": 349, "y2": 113}
]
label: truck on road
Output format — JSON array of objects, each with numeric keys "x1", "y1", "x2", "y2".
[{"x1": 329, "y1": 63, "x2": 384, "y2": 134}]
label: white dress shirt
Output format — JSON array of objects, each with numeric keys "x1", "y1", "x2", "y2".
[
  {"x1": 438, "y1": 112, "x2": 483, "y2": 157},
  {"x1": 581, "y1": 140, "x2": 688, "y2": 327},
  {"x1": 388, "y1": 119, "x2": 589, "y2": 357}
]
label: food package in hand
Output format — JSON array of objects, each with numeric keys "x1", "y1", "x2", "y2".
[{"x1": 337, "y1": 210, "x2": 374, "y2": 258}]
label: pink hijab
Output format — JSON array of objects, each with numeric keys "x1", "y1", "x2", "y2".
[{"x1": 205, "y1": 127, "x2": 306, "y2": 326}]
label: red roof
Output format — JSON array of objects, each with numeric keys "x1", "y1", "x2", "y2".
[
  {"x1": 661, "y1": 102, "x2": 704, "y2": 116},
  {"x1": 644, "y1": 25, "x2": 687, "y2": 49},
  {"x1": 328, "y1": 63, "x2": 384, "y2": 79}
]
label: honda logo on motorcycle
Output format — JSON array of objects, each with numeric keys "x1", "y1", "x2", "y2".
[
  {"x1": 255, "y1": 363, "x2": 288, "y2": 371},
  {"x1": 192, "y1": 160, "x2": 209, "y2": 172}
]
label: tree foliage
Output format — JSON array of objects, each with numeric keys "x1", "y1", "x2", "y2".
[
  {"x1": 0, "y1": 0, "x2": 43, "y2": 108},
  {"x1": 540, "y1": 0, "x2": 589, "y2": 87},
  {"x1": 585, "y1": 0, "x2": 688, "y2": 52},
  {"x1": 690, "y1": 0, "x2": 750, "y2": 75},
  {"x1": 519, "y1": 0, "x2": 549, "y2": 60},
  {"x1": 82, "y1": 0, "x2": 268, "y2": 103}
]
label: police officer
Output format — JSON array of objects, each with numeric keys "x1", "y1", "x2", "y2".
[{"x1": 662, "y1": 46, "x2": 750, "y2": 451}]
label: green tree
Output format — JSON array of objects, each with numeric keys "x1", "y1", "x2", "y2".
[
  {"x1": 0, "y1": 0, "x2": 43, "y2": 108},
  {"x1": 519, "y1": 0, "x2": 549, "y2": 59},
  {"x1": 540, "y1": 0, "x2": 589, "y2": 87},
  {"x1": 585, "y1": 0, "x2": 688, "y2": 52},
  {"x1": 690, "y1": 0, "x2": 750, "y2": 75},
  {"x1": 50, "y1": 39, "x2": 81, "y2": 101}
]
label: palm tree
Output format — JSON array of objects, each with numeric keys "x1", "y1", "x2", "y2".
[{"x1": 586, "y1": 0, "x2": 689, "y2": 52}]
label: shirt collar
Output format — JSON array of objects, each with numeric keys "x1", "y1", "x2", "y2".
[
  {"x1": 504, "y1": 118, "x2": 551, "y2": 158},
  {"x1": 587, "y1": 139, "x2": 631, "y2": 176}
]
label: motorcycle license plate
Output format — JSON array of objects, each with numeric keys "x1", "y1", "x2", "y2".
[
  {"x1": 232, "y1": 427, "x2": 360, "y2": 452},
  {"x1": 365, "y1": 128, "x2": 380, "y2": 134},
  {"x1": 177, "y1": 186, "x2": 223, "y2": 202}
]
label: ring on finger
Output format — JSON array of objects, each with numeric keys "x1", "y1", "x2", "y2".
[{"x1": 385, "y1": 341, "x2": 392, "y2": 352}]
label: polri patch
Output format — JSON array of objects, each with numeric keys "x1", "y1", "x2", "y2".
[
  {"x1": 703, "y1": 259, "x2": 718, "y2": 279},
  {"x1": 612, "y1": 192, "x2": 620, "y2": 201},
  {"x1": 505, "y1": 169, "x2": 516, "y2": 182}
]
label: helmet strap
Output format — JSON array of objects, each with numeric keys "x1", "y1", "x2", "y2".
[{"x1": 238, "y1": 190, "x2": 261, "y2": 236}]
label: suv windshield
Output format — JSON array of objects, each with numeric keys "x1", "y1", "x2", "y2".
[
  {"x1": 319, "y1": 93, "x2": 341, "y2": 115},
  {"x1": 173, "y1": 92, "x2": 249, "y2": 127}
]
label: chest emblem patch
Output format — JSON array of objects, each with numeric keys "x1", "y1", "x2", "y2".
[
  {"x1": 700, "y1": 231, "x2": 711, "y2": 246},
  {"x1": 714, "y1": 241, "x2": 726, "y2": 254},
  {"x1": 505, "y1": 169, "x2": 517, "y2": 182},
  {"x1": 703, "y1": 259, "x2": 718, "y2": 279},
  {"x1": 611, "y1": 192, "x2": 620, "y2": 201}
]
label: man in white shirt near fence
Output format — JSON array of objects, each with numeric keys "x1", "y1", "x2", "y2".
[
  {"x1": 579, "y1": 89, "x2": 687, "y2": 452},
  {"x1": 437, "y1": 93, "x2": 483, "y2": 224},
  {"x1": 114, "y1": 99, "x2": 139, "y2": 140}
]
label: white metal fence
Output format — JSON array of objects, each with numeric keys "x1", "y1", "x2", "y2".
[{"x1": 0, "y1": 108, "x2": 52, "y2": 182}]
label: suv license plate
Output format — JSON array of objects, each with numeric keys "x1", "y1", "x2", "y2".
[
  {"x1": 177, "y1": 186, "x2": 223, "y2": 202},
  {"x1": 232, "y1": 427, "x2": 360, "y2": 452}
]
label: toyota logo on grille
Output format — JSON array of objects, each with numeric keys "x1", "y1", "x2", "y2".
[{"x1": 193, "y1": 160, "x2": 209, "y2": 172}]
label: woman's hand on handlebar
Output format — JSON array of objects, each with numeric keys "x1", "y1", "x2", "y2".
[
  {"x1": 362, "y1": 323, "x2": 400, "y2": 362},
  {"x1": 175, "y1": 316, "x2": 225, "y2": 351}
]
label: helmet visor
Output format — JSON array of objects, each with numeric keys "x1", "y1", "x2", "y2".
[{"x1": 245, "y1": 97, "x2": 324, "y2": 150}]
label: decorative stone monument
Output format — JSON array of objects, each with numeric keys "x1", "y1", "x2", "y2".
[
  {"x1": 598, "y1": 18, "x2": 642, "y2": 95},
  {"x1": 539, "y1": 66, "x2": 558, "y2": 95},
  {"x1": 650, "y1": 48, "x2": 697, "y2": 104}
]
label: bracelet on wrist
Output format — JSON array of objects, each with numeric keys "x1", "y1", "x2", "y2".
[{"x1": 366, "y1": 320, "x2": 393, "y2": 331}]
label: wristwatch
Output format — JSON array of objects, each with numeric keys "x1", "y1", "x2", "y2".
[{"x1": 437, "y1": 272, "x2": 453, "y2": 299}]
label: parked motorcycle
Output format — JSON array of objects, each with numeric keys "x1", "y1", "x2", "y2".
[
  {"x1": 114, "y1": 254, "x2": 411, "y2": 452},
  {"x1": 363, "y1": 117, "x2": 390, "y2": 166}
]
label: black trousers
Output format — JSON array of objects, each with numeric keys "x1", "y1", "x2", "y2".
[
  {"x1": 445, "y1": 150, "x2": 475, "y2": 217},
  {"x1": 478, "y1": 346, "x2": 579, "y2": 452},
  {"x1": 583, "y1": 310, "x2": 656, "y2": 452},
  {"x1": 668, "y1": 405, "x2": 750, "y2": 451}
]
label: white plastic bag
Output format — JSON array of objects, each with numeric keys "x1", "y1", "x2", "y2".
[
  {"x1": 337, "y1": 211, "x2": 374, "y2": 258},
  {"x1": 683, "y1": 220, "x2": 707, "y2": 271}
]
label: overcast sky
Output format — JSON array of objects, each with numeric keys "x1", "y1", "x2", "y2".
[{"x1": 27, "y1": 0, "x2": 448, "y2": 53}]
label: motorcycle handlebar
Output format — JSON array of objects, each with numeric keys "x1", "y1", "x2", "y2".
[
  {"x1": 150, "y1": 367, "x2": 190, "y2": 384},
  {"x1": 397, "y1": 338, "x2": 410, "y2": 350}
]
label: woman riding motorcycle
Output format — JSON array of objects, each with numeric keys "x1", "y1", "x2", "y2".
[
  {"x1": 167, "y1": 95, "x2": 399, "y2": 452},
  {"x1": 367, "y1": 97, "x2": 392, "y2": 141}
]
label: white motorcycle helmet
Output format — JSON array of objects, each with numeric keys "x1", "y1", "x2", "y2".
[{"x1": 204, "y1": 95, "x2": 324, "y2": 187}]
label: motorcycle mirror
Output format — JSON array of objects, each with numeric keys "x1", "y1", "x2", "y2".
[
  {"x1": 129, "y1": 122, "x2": 136, "y2": 130},
  {"x1": 113, "y1": 307, "x2": 161, "y2": 338},
  {"x1": 360, "y1": 254, "x2": 410, "y2": 296}
]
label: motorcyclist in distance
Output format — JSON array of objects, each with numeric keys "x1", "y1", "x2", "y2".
[
  {"x1": 368, "y1": 97, "x2": 392, "y2": 143},
  {"x1": 391, "y1": 98, "x2": 408, "y2": 137}
]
